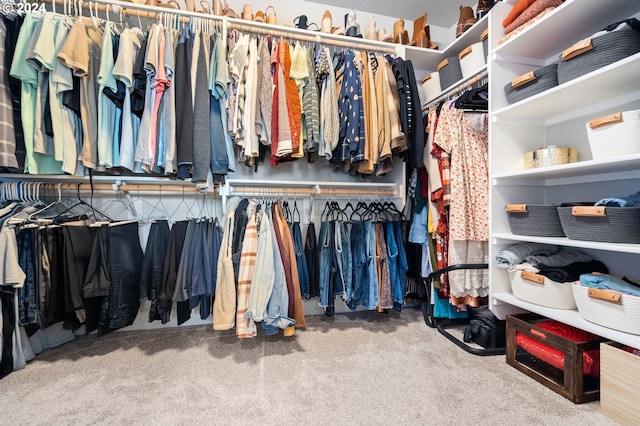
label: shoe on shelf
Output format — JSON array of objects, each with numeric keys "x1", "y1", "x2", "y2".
[
  {"x1": 332, "y1": 26, "x2": 345, "y2": 36},
  {"x1": 254, "y1": 10, "x2": 265, "y2": 22},
  {"x1": 294, "y1": 15, "x2": 309, "y2": 29},
  {"x1": 321, "y1": 10, "x2": 332, "y2": 33},
  {"x1": 365, "y1": 17, "x2": 377, "y2": 40},
  {"x1": 476, "y1": 0, "x2": 495, "y2": 19},
  {"x1": 378, "y1": 28, "x2": 393, "y2": 43},
  {"x1": 393, "y1": 19, "x2": 410, "y2": 45},
  {"x1": 456, "y1": 5, "x2": 477, "y2": 38},
  {"x1": 345, "y1": 9, "x2": 362, "y2": 38},
  {"x1": 242, "y1": 4, "x2": 253, "y2": 20},
  {"x1": 212, "y1": 0, "x2": 222, "y2": 15}
]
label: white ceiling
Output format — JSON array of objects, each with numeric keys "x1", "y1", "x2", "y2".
[{"x1": 309, "y1": 0, "x2": 466, "y2": 28}]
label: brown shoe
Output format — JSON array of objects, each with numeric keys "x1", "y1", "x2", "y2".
[
  {"x1": 393, "y1": 19, "x2": 410, "y2": 45},
  {"x1": 456, "y1": 5, "x2": 477, "y2": 38}
]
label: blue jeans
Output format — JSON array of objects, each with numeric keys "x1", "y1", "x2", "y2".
[
  {"x1": 386, "y1": 221, "x2": 408, "y2": 312},
  {"x1": 336, "y1": 221, "x2": 352, "y2": 304},
  {"x1": 363, "y1": 220, "x2": 379, "y2": 310},
  {"x1": 347, "y1": 221, "x2": 366, "y2": 310},
  {"x1": 318, "y1": 220, "x2": 338, "y2": 315}
]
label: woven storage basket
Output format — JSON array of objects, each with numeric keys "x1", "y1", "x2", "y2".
[
  {"x1": 509, "y1": 269, "x2": 577, "y2": 309},
  {"x1": 506, "y1": 204, "x2": 565, "y2": 237},
  {"x1": 437, "y1": 56, "x2": 463, "y2": 91},
  {"x1": 557, "y1": 28, "x2": 640, "y2": 84},
  {"x1": 557, "y1": 205, "x2": 640, "y2": 243},
  {"x1": 586, "y1": 110, "x2": 640, "y2": 160},
  {"x1": 572, "y1": 282, "x2": 640, "y2": 335},
  {"x1": 504, "y1": 62, "x2": 558, "y2": 105},
  {"x1": 459, "y1": 42, "x2": 486, "y2": 79},
  {"x1": 421, "y1": 72, "x2": 441, "y2": 103}
]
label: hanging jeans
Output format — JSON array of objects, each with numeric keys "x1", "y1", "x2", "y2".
[
  {"x1": 158, "y1": 220, "x2": 189, "y2": 324},
  {"x1": 318, "y1": 220, "x2": 334, "y2": 311},
  {"x1": 347, "y1": 221, "x2": 366, "y2": 311},
  {"x1": 387, "y1": 221, "x2": 408, "y2": 312},
  {"x1": 17, "y1": 230, "x2": 37, "y2": 326},
  {"x1": 335, "y1": 221, "x2": 352, "y2": 304},
  {"x1": 363, "y1": 220, "x2": 379, "y2": 310},
  {"x1": 292, "y1": 221, "x2": 310, "y2": 299}
]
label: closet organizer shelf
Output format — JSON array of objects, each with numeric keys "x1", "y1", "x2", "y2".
[
  {"x1": 406, "y1": 13, "x2": 489, "y2": 72},
  {"x1": 488, "y1": 0, "x2": 640, "y2": 349},
  {"x1": 493, "y1": 0, "x2": 640, "y2": 60},
  {"x1": 492, "y1": 53, "x2": 640, "y2": 121},
  {"x1": 493, "y1": 292, "x2": 640, "y2": 349}
]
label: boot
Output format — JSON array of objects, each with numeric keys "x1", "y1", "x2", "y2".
[
  {"x1": 393, "y1": 19, "x2": 410, "y2": 45},
  {"x1": 456, "y1": 5, "x2": 477, "y2": 38},
  {"x1": 411, "y1": 13, "x2": 427, "y2": 45},
  {"x1": 365, "y1": 17, "x2": 377, "y2": 40},
  {"x1": 345, "y1": 9, "x2": 362, "y2": 38},
  {"x1": 476, "y1": 0, "x2": 494, "y2": 19},
  {"x1": 321, "y1": 10, "x2": 332, "y2": 33},
  {"x1": 378, "y1": 28, "x2": 393, "y2": 43}
]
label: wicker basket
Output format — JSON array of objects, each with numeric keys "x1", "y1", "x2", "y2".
[
  {"x1": 506, "y1": 204, "x2": 565, "y2": 237},
  {"x1": 572, "y1": 281, "x2": 640, "y2": 335},
  {"x1": 421, "y1": 72, "x2": 441, "y2": 104},
  {"x1": 437, "y1": 56, "x2": 463, "y2": 91},
  {"x1": 557, "y1": 28, "x2": 640, "y2": 84},
  {"x1": 504, "y1": 62, "x2": 558, "y2": 105},
  {"x1": 459, "y1": 42, "x2": 486, "y2": 79},
  {"x1": 557, "y1": 205, "x2": 640, "y2": 243},
  {"x1": 586, "y1": 109, "x2": 640, "y2": 160},
  {"x1": 509, "y1": 269, "x2": 577, "y2": 309}
]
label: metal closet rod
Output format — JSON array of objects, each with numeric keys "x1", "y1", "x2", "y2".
[
  {"x1": 230, "y1": 186, "x2": 396, "y2": 197},
  {"x1": 52, "y1": 0, "x2": 397, "y2": 54},
  {"x1": 423, "y1": 69, "x2": 489, "y2": 111},
  {"x1": 23, "y1": 182, "x2": 205, "y2": 194}
]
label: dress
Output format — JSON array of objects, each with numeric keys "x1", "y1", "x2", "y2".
[{"x1": 433, "y1": 101, "x2": 489, "y2": 303}]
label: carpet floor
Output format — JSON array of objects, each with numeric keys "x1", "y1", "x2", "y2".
[{"x1": 0, "y1": 307, "x2": 617, "y2": 425}]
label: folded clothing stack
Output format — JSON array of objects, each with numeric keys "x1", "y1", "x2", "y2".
[{"x1": 502, "y1": 0, "x2": 565, "y2": 34}]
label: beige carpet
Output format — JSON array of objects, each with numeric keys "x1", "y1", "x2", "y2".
[{"x1": 0, "y1": 308, "x2": 617, "y2": 425}]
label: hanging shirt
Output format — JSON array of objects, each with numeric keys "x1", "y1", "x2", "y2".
[
  {"x1": 97, "y1": 22, "x2": 119, "y2": 168},
  {"x1": 0, "y1": 19, "x2": 19, "y2": 169},
  {"x1": 57, "y1": 17, "x2": 103, "y2": 170},
  {"x1": 11, "y1": 13, "x2": 62, "y2": 174},
  {"x1": 134, "y1": 24, "x2": 159, "y2": 172},
  {"x1": 113, "y1": 27, "x2": 145, "y2": 173}
]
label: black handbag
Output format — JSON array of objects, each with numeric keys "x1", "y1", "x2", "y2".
[{"x1": 463, "y1": 306, "x2": 506, "y2": 349}]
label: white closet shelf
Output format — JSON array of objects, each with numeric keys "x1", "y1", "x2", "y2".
[
  {"x1": 493, "y1": 0, "x2": 640, "y2": 60},
  {"x1": 492, "y1": 153, "x2": 640, "y2": 184},
  {"x1": 493, "y1": 292, "x2": 640, "y2": 348},
  {"x1": 407, "y1": 13, "x2": 489, "y2": 71},
  {"x1": 492, "y1": 53, "x2": 640, "y2": 121},
  {"x1": 492, "y1": 233, "x2": 640, "y2": 255}
]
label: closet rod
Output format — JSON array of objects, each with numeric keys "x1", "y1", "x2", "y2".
[
  {"x1": 227, "y1": 21, "x2": 397, "y2": 55},
  {"x1": 23, "y1": 182, "x2": 204, "y2": 194},
  {"x1": 57, "y1": 0, "x2": 397, "y2": 55},
  {"x1": 230, "y1": 186, "x2": 396, "y2": 197},
  {"x1": 423, "y1": 69, "x2": 489, "y2": 111}
]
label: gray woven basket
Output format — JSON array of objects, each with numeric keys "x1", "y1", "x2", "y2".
[
  {"x1": 557, "y1": 206, "x2": 640, "y2": 243},
  {"x1": 438, "y1": 56, "x2": 463, "y2": 91},
  {"x1": 506, "y1": 204, "x2": 565, "y2": 237},
  {"x1": 557, "y1": 28, "x2": 640, "y2": 84},
  {"x1": 504, "y1": 63, "x2": 558, "y2": 105}
]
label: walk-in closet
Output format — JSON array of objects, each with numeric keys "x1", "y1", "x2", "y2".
[{"x1": 0, "y1": 0, "x2": 638, "y2": 424}]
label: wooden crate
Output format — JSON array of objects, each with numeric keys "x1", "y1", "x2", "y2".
[
  {"x1": 601, "y1": 342, "x2": 640, "y2": 425},
  {"x1": 506, "y1": 313, "x2": 601, "y2": 404}
]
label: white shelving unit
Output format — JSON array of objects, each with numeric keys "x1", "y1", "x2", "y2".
[{"x1": 488, "y1": 0, "x2": 640, "y2": 348}]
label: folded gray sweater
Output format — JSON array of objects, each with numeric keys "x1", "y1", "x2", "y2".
[
  {"x1": 495, "y1": 243, "x2": 560, "y2": 269},
  {"x1": 526, "y1": 247, "x2": 592, "y2": 268}
]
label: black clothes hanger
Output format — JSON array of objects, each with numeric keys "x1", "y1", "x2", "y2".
[{"x1": 454, "y1": 83, "x2": 488, "y2": 111}]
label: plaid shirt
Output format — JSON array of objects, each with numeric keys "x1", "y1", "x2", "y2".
[
  {"x1": 236, "y1": 201, "x2": 258, "y2": 338},
  {"x1": 0, "y1": 20, "x2": 18, "y2": 169}
]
